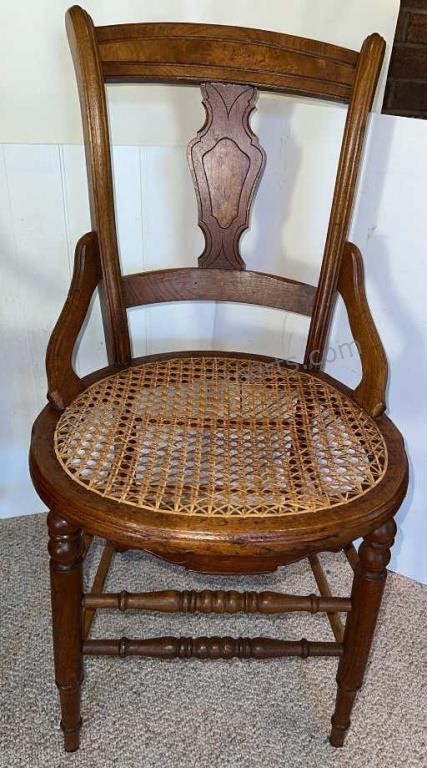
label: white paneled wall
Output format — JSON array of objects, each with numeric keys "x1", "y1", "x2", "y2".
[
  {"x1": 0, "y1": 145, "x2": 71, "y2": 515},
  {"x1": 1, "y1": 107, "x2": 426, "y2": 584}
]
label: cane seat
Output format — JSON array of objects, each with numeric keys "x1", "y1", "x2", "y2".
[{"x1": 54, "y1": 355, "x2": 387, "y2": 519}]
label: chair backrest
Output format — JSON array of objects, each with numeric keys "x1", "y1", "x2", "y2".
[{"x1": 66, "y1": 5, "x2": 385, "y2": 370}]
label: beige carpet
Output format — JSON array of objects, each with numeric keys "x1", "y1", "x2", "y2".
[{"x1": 0, "y1": 513, "x2": 426, "y2": 768}]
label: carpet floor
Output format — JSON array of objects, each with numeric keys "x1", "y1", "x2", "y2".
[{"x1": 0, "y1": 513, "x2": 426, "y2": 768}]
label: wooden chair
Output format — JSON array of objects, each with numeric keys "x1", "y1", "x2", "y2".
[{"x1": 29, "y1": 5, "x2": 408, "y2": 752}]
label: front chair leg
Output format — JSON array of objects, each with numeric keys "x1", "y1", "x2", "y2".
[
  {"x1": 48, "y1": 511, "x2": 84, "y2": 752},
  {"x1": 330, "y1": 518, "x2": 396, "y2": 747}
]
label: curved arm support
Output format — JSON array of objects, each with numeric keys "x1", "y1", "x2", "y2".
[
  {"x1": 46, "y1": 232, "x2": 101, "y2": 410},
  {"x1": 337, "y1": 241, "x2": 388, "y2": 417}
]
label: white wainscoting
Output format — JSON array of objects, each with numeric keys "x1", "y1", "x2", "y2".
[{"x1": 1, "y1": 106, "x2": 426, "y2": 584}]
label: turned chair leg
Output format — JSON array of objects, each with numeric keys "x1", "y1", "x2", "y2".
[
  {"x1": 330, "y1": 518, "x2": 396, "y2": 747},
  {"x1": 48, "y1": 511, "x2": 84, "y2": 752}
]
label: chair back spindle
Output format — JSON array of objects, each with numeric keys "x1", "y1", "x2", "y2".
[{"x1": 188, "y1": 82, "x2": 266, "y2": 270}]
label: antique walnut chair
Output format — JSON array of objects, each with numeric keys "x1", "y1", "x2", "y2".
[{"x1": 30, "y1": 5, "x2": 408, "y2": 752}]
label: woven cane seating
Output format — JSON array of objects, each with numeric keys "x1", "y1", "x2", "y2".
[
  {"x1": 29, "y1": 5, "x2": 408, "y2": 754},
  {"x1": 55, "y1": 355, "x2": 387, "y2": 518}
]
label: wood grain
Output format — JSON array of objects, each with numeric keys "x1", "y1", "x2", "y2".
[
  {"x1": 309, "y1": 553, "x2": 345, "y2": 643},
  {"x1": 66, "y1": 6, "x2": 131, "y2": 366},
  {"x1": 330, "y1": 520, "x2": 396, "y2": 746},
  {"x1": 343, "y1": 543, "x2": 359, "y2": 573},
  {"x1": 83, "y1": 541, "x2": 115, "y2": 639},
  {"x1": 122, "y1": 268, "x2": 316, "y2": 315},
  {"x1": 83, "y1": 636, "x2": 343, "y2": 659},
  {"x1": 96, "y1": 21, "x2": 358, "y2": 102},
  {"x1": 338, "y1": 241, "x2": 388, "y2": 417},
  {"x1": 46, "y1": 231, "x2": 100, "y2": 410},
  {"x1": 83, "y1": 590, "x2": 351, "y2": 614},
  {"x1": 48, "y1": 511, "x2": 84, "y2": 752},
  {"x1": 304, "y1": 34, "x2": 386, "y2": 369},
  {"x1": 188, "y1": 82, "x2": 265, "y2": 268}
]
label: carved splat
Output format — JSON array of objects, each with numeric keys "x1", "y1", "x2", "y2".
[{"x1": 188, "y1": 82, "x2": 266, "y2": 270}]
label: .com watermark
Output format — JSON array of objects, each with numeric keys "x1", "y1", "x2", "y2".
[{"x1": 277, "y1": 338, "x2": 361, "y2": 370}]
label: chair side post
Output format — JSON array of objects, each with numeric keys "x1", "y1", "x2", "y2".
[
  {"x1": 304, "y1": 34, "x2": 385, "y2": 370},
  {"x1": 66, "y1": 6, "x2": 131, "y2": 366}
]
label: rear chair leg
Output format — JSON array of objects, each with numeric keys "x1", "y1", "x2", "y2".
[
  {"x1": 48, "y1": 511, "x2": 84, "y2": 752},
  {"x1": 330, "y1": 519, "x2": 396, "y2": 747}
]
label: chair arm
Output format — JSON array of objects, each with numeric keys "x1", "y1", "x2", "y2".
[
  {"x1": 46, "y1": 232, "x2": 101, "y2": 410},
  {"x1": 337, "y1": 241, "x2": 388, "y2": 417}
]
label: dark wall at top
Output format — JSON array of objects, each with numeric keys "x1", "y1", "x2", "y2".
[{"x1": 383, "y1": 0, "x2": 427, "y2": 118}]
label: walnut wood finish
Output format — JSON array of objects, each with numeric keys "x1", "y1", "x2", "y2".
[
  {"x1": 83, "y1": 636, "x2": 343, "y2": 660},
  {"x1": 83, "y1": 532, "x2": 93, "y2": 557},
  {"x1": 65, "y1": 6, "x2": 386, "y2": 378},
  {"x1": 330, "y1": 520, "x2": 396, "y2": 747},
  {"x1": 309, "y1": 554, "x2": 345, "y2": 643},
  {"x1": 188, "y1": 82, "x2": 265, "y2": 269},
  {"x1": 82, "y1": 540, "x2": 115, "y2": 640},
  {"x1": 47, "y1": 231, "x2": 100, "y2": 410},
  {"x1": 48, "y1": 512, "x2": 84, "y2": 752},
  {"x1": 122, "y1": 268, "x2": 316, "y2": 315},
  {"x1": 338, "y1": 242, "x2": 388, "y2": 417},
  {"x1": 96, "y1": 21, "x2": 358, "y2": 102},
  {"x1": 343, "y1": 543, "x2": 359, "y2": 573},
  {"x1": 29, "y1": 6, "x2": 409, "y2": 751},
  {"x1": 66, "y1": 7, "x2": 131, "y2": 366},
  {"x1": 83, "y1": 590, "x2": 351, "y2": 614},
  {"x1": 305, "y1": 35, "x2": 385, "y2": 369}
]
